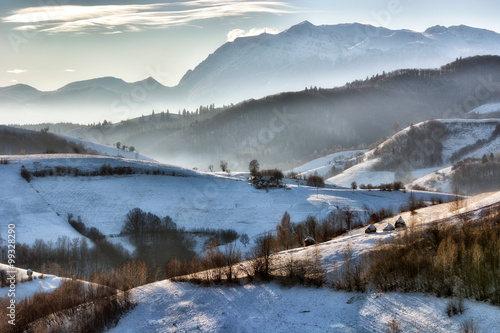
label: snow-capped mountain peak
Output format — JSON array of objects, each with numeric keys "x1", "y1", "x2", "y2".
[{"x1": 176, "y1": 22, "x2": 500, "y2": 106}]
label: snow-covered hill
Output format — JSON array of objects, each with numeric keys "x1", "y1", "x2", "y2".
[
  {"x1": 467, "y1": 102, "x2": 500, "y2": 116},
  {"x1": 0, "y1": 264, "x2": 62, "y2": 300},
  {"x1": 327, "y1": 119, "x2": 500, "y2": 192},
  {"x1": 110, "y1": 282, "x2": 500, "y2": 333},
  {"x1": 285, "y1": 150, "x2": 367, "y2": 179},
  {"x1": 108, "y1": 191, "x2": 500, "y2": 333}
]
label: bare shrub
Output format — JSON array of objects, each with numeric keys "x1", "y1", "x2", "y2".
[
  {"x1": 459, "y1": 319, "x2": 478, "y2": 333},
  {"x1": 222, "y1": 243, "x2": 242, "y2": 283},
  {"x1": 386, "y1": 317, "x2": 401, "y2": 333},
  {"x1": 446, "y1": 297, "x2": 465, "y2": 317}
]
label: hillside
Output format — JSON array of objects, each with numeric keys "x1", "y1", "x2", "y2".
[
  {"x1": 327, "y1": 119, "x2": 500, "y2": 194},
  {"x1": 110, "y1": 282, "x2": 500, "y2": 333},
  {"x1": 1, "y1": 148, "x2": 498, "y2": 332},
  {"x1": 0, "y1": 154, "x2": 456, "y2": 249},
  {"x1": 284, "y1": 149, "x2": 367, "y2": 179},
  {"x1": 148, "y1": 56, "x2": 500, "y2": 169},
  {"x1": 108, "y1": 191, "x2": 500, "y2": 333},
  {"x1": 0, "y1": 125, "x2": 152, "y2": 160}
]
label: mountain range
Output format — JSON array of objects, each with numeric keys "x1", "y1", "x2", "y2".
[{"x1": 2, "y1": 22, "x2": 500, "y2": 124}]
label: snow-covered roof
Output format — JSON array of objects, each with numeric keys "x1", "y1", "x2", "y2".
[{"x1": 365, "y1": 224, "x2": 377, "y2": 233}]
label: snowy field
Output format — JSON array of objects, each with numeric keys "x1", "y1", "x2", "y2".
[{"x1": 0, "y1": 155, "x2": 455, "y2": 250}]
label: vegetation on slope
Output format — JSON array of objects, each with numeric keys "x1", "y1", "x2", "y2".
[
  {"x1": 0, "y1": 126, "x2": 97, "y2": 155},
  {"x1": 367, "y1": 205, "x2": 500, "y2": 305}
]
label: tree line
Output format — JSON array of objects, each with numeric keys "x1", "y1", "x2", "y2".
[{"x1": 19, "y1": 163, "x2": 180, "y2": 183}]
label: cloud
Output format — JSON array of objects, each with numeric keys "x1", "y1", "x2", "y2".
[
  {"x1": 227, "y1": 27, "x2": 281, "y2": 41},
  {"x1": 64, "y1": 69, "x2": 75, "y2": 72},
  {"x1": 3, "y1": 1, "x2": 299, "y2": 34},
  {"x1": 7, "y1": 69, "x2": 27, "y2": 74}
]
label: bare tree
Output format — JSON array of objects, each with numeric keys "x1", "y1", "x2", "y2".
[
  {"x1": 341, "y1": 206, "x2": 358, "y2": 231},
  {"x1": 276, "y1": 211, "x2": 294, "y2": 250},
  {"x1": 240, "y1": 233, "x2": 250, "y2": 247},
  {"x1": 249, "y1": 159, "x2": 260, "y2": 176},
  {"x1": 223, "y1": 243, "x2": 242, "y2": 282},
  {"x1": 122, "y1": 208, "x2": 146, "y2": 238},
  {"x1": 250, "y1": 233, "x2": 275, "y2": 278},
  {"x1": 220, "y1": 160, "x2": 228, "y2": 172}
]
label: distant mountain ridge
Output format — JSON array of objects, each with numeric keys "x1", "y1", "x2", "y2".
[{"x1": 2, "y1": 22, "x2": 500, "y2": 124}]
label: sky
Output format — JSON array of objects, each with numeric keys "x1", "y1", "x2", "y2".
[{"x1": 1, "y1": 0, "x2": 500, "y2": 91}]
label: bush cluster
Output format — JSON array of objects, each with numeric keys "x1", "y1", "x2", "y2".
[
  {"x1": 121, "y1": 208, "x2": 196, "y2": 268},
  {"x1": 68, "y1": 213, "x2": 105, "y2": 242},
  {"x1": 359, "y1": 181, "x2": 405, "y2": 191},
  {"x1": 166, "y1": 242, "x2": 242, "y2": 284},
  {"x1": 9, "y1": 235, "x2": 130, "y2": 280},
  {"x1": 306, "y1": 174, "x2": 325, "y2": 187},
  {"x1": 190, "y1": 227, "x2": 239, "y2": 249}
]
